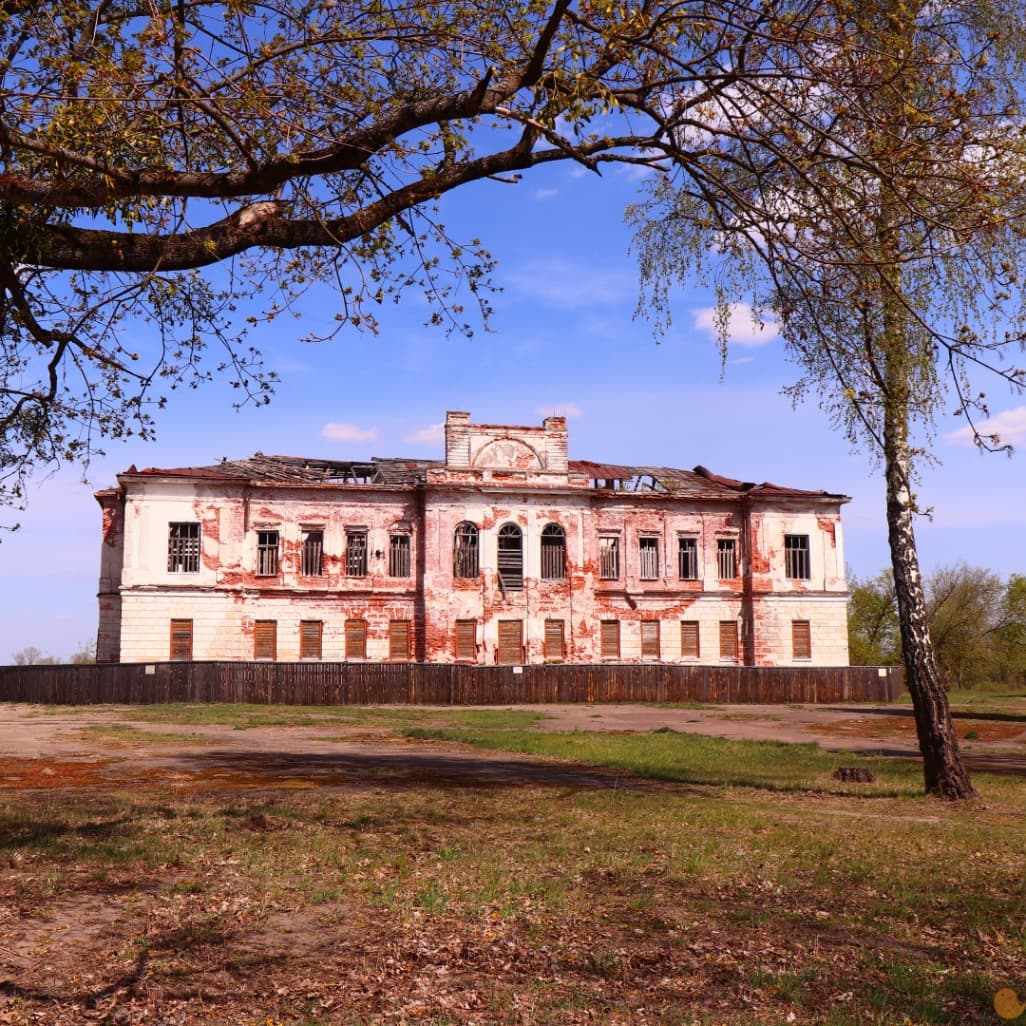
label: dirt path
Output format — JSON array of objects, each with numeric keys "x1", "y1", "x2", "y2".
[{"x1": 2, "y1": 699, "x2": 1025, "y2": 788}]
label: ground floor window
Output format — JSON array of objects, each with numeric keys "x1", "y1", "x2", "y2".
[
  {"x1": 254, "y1": 620, "x2": 277, "y2": 661},
  {"x1": 299, "y1": 620, "x2": 323, "y2": 660},
  {"x1": 719, "y1": 621, "x2": 739, "y2": 662},
  {"x1": 641, "y1": 620, "x2": 660, "y2": 660},
  {"x1": 455, "y1": 620, "x2": 477, "y2": 662},
  {"x1": 544, "y1": 619, "x2": 566, "y2": 661},
  {"x1": 169, "y1": 619, "x2": 193, "y2": 661},
  {"x1": 600, "y1": 620, "x2": 621, "y2": 659},
  {"x1": 497, "y1": 619, "x2": 524, "y2": 664},
  {"x1": 792, "y1": 620, "x2": 812, "y2": 660},
  {"x1": 389, "y1": 619, "x2": 412, "y2": 661},
  {"x1": 680, "y1": 621, "x2": 700, "y2": 660},
  {"x1": 345, "y1": 619, "x2": 367, "y2": 660}
]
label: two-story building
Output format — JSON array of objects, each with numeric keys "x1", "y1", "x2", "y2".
[{"x1": 95, "y1": 410, "x2": 851, "y2": 665}]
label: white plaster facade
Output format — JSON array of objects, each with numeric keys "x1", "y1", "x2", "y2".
[{"x1": 95, "y1": 411, "x2": 851, "y2": 666}]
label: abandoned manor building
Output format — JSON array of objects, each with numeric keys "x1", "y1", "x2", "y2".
[{"x1": 94, "y1": 411, "x2": 851, "y2": 666}]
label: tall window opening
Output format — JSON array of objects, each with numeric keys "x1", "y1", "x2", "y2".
[
  {"x1": 639, "y1": 537, "x2": 660, "y2": 580},
  {"x1": 453, "y1": 522, "x2": 479, "y2": 578},
  {"x1": 717, "y1": 538, "x2": 737, "y2": 579},
  {"x1": 300, "y1": 529, "x2": 324, "y2": 576},
  {"x1": 256, "y1": 530, "x2": 279, "y2": 576},
  {"x1": 389, "y1": 534, "x2": 411, "y2": 578},
  {"x1": 540, "y1": 524, "x2": 566, "y2": 580},
  {"x1": 345, "y1": 528, "x2": 368, "y2": 577},
  {"x1": 497, "y1": 523, "x2": 524, "y2": 592},
  {"x1": 599, "y1": 535, "x2": 620, "y2": 580},
  {"x1": 168, "y1": 523, "x2": 200, "y2": 573},
  {"x1": 785, "y1": 535, "x2": 811, "y2": 580},
  {"x1": 678, "y1": 537, "x2": 699, "y2": 580}
]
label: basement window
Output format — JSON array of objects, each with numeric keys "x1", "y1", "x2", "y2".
[{"x1": 167, "y1": 523, "x2": 200, "y2": 573}]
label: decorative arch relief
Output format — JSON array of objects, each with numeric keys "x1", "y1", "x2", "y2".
[{"x1": 472, "y1": 437, "x2": 543, "y2": 471}]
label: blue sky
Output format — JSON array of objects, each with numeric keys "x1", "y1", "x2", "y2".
[{"x1": 3, "y1": 159, "x2": 1024, "y2": 661}]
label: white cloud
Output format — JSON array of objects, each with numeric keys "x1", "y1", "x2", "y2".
[
  {"x1": 692, "y1": 303, "x2": 779, "y2": 347},
  {"x1": 535, "y1": 188, "x2": 559, "y2": 201},
  {"x1": 535, "y1": 402, "x2": 583, "y2": 420},
  {"x1": 504, "y1": 258, "x2": 633, "y2": 309},
  {"x1": 404, "y1": 422, "x2": 445, "y2": 446},
  {"x1": 321, "y1": 422, "x2": 378, "y2": 442},
  {"x1": 944, "y1": 405, "x2": 1026, "y2": 447}
]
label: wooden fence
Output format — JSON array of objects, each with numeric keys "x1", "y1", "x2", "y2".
[{"x1": 0, "y1": 662, "x2": 904, "y2": 706}]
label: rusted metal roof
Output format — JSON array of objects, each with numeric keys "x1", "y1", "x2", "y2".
[{"x1": 119, "y1": 454, "x2": 845, "y2": 500}]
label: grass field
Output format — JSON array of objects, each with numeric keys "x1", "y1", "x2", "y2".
[{"x1": 1, "y1": 701, "x2": 1024, "y2": 1025}]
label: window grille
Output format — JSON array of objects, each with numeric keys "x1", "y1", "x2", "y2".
[
  {"x1": 345, "y1": 529, "x2": 367, "y2": 577},
  {"x1": 167, "y1": 523, "x2": 200, "y2": 573},
  {"x1": 301, "y1": 530, "x2": 324, "y2": 576},
  {"x1": 717, "y1": 538, "x2": 737, "y2": 579},
  {"x1": 599, "y1": 536, "x2": 620, "y2": 580},
  {"x1": 256, "y1": 530, "x2": 279, "y2": 576},
  {"x1": 540, "y1": 524, "x2": 566, "y2": 580},
  {"x1": 639, "y1": 537, "x2": 659, "y2": 580},
  {"x1": 678, "y1": 537, "x2": 699, "y2": 580},
  {"x1": 497, "y1": 524, "x2": 523, "y2": 592},
  {"x1": 389, "y1": 534, "x2": 411, "y2": 578},
  {"x1": 784, "y1": 535, "x2": 811, "y2": 580},
  {"x1": 453, "y1": 523, "x2": 479, "y2": 578}
]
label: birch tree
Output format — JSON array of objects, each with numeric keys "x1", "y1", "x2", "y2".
[{"x1": 633, "y1": 0, "x2": 1026, "y2": 797}]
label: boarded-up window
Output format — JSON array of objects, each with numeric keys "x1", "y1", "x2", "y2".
[
  {"x1": 540, "y1": 524, "x2": 566, "y2": 580},
  {"x1": 345, "y1": 618, "x2": 367, "y2": 660},
  {"x1": 639, "y1": 537, "x2": 659, "y2": 581},
  {"x1": 719, "y1": 621, "x2": 739, "y2": 661},
  {"x1": 785, "y1": 535, "x2": 811, "y2": 580},
  {"x1": 169, "y1": 619, "x2": 193, "y2": 661},
  {"x1": 792, "y1": 620, "x2": 812, "y2": 660},
  {"x1": 641, "y1": 620, "x2": 660, "y2": 659},
  {"x1": 717, "y1": 538, "x2": 737, "y2": 579},
  {"x1": 453, "y1": 523, "x2": 479, "y2": 578},
  {"x1": 600, "y1": 620, "x2": 620, "y2": 659},
  {"x1": 167, "y1": 523, "x2": 200, "y2": 573},
  {"x1": 257, "y1": 530, "x2": 279, "y2": 576},
  {"x1": 301, "y1": 530, "x2": 324, "y2": 576},
  {"x1": 599, "y1": 536, "x2": 620, "y2": 580},
  {"x1": 497, "y1": 619, "x2": 524, "y2": 664},
  {"x1": 345, "y1": 529, "x2": 368, "y2": 577},
  {"x1": 389, "y1": 534, "x2": 411, "y2": 578},
  {"x1": 497, "y1": 524, "x2": 524, "y2": 592},
  {"x1": 544, "y1": 619, "x2": 565, "y2": 661},
  {"x1": 254, "y1": 620, "x2": 277, "y2": 661},
  {"x1": 389, "y1": 620, "x2": 411, "y2": 661},
  {"x1": 678, "y1": 537, "x2": 699, "y2": 580},
  {"x1": 455, "y1": 619, "x2": 477, "y2": 662},
  {"x1": 299, "y1": 620, "x2": 322, "y2": 660},
  {"x1": 681, "y1": 621, "x2": 700, "y2": 660}
]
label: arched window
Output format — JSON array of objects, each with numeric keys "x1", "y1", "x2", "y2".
[
  {"x1": 453, "y1": 522, "x2": 479, "y2": 578},
  {"x1": 497, "y1": 523, "x2": 524, "y2": 592},
  {"x1": 540, "y1": 523, "x2": 566, "y2": 580}
]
